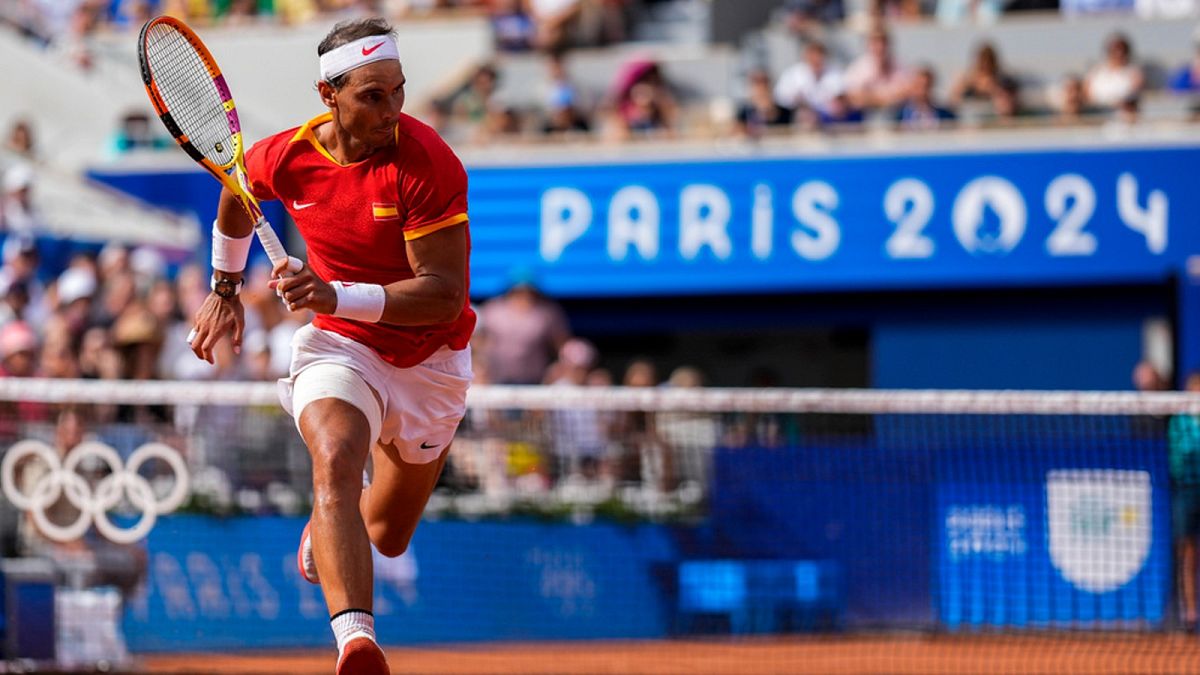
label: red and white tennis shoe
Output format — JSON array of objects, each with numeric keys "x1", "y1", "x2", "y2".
[
  {"x1": 297, "y1": 520, "x2": 319, "y2": 585},
  {"x1": 336, "y1": 637, "x2": 390, "y2": 675}
]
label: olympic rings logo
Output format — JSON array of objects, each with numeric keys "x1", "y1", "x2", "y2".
[{"x1": 0, "y1": 440, "x2": 189, "y2": 544}]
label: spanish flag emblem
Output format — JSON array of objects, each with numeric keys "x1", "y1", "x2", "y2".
[{"x1": 372, "y1": 203, "x2": 400, "y2": 222}]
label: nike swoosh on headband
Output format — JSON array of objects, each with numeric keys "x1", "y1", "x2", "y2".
[{"x1": 319, "y1": 36, "x2": 400, "y2": 81}]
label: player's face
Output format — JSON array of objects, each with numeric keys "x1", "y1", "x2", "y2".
[{"x1": 332, "y1": 60, "x2": 407, "y2": 148}]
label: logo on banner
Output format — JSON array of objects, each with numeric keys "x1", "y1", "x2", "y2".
[
  {"x1": 1046, "y1": 469, "x2": 1151, "y2": 593},
  {"x1": 945, "y1": 504, "x2": 1027, "y2": 560},
  {"x1": 0, "y1": 440, "x2": 189, "y2": 544}
]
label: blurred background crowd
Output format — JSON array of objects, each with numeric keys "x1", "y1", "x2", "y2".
[{"x1": 2, "y1": 0, "x2": 1199, "y2": 146}]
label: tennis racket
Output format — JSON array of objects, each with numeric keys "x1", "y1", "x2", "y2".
[{"x1": 137, "y1": 16, "x2": 301, "y2": 275}]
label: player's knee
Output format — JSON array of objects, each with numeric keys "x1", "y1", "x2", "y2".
[
  {"x1": 373, "y1": 537, "x2": 410, "y2": 559},
  {"x1": 367, "y1": 521, "x2": 414, "y2": 558},
  {"x1": 309, "y1": 437, "x2": 364, "y2": 490}
]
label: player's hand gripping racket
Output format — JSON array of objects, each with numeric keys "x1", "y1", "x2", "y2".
[{"x1": 137, "y1": 16, "x2": 302, "y2": 277}]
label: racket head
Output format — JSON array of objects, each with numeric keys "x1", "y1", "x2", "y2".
[{"x1": 137, "y1": 17, "x2": 244, "y2": 172}]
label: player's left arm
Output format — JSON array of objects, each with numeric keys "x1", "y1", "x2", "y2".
[
  {"x1": 269, "y1": 223, "x2": 466, "y2": 325},
  {"x1": 381, "y1": 224, "x2": 467, "y2": 325},
  {"x1": 376, "y1": 133, "x2": 469, "y2": 325}
]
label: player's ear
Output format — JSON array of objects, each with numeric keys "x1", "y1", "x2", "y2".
[{"x1": 316, "y1": 80, "x2": 338, "y2": 109}]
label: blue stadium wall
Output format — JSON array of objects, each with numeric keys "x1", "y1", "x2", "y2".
[
  {"x1": 123, "y1": 439, "x2": 1171, "y2": 651},
  {"x1": 90, "y1": 142, "x2": 1200, "y2": 389}
]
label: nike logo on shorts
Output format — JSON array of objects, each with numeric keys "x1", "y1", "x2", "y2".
[
  {"x1": 420, "y1": 441, "x2": 440, "y2": 450},
  {"x1": 293, "y1": 201, "x2": 316, "y2": 210}
]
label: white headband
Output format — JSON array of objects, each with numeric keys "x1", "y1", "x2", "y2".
[{"x1": 319, "y1": 36, "x2": 400, "y2": 82}]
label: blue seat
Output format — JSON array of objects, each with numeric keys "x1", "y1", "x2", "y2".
[{"x1": 676, "y1": 559, "x2": 842, "y2": 635}]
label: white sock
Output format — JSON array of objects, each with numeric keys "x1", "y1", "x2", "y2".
[{"x1": 331, "y1": 609, "x2": 375, "y2": 657}]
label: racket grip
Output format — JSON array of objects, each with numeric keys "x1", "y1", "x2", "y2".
[{"x1": 253, "y1": 218, "x2": 303, "y2": 273}]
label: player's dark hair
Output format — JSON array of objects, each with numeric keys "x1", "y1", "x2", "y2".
[{"x1": 318, "y1": 18, "x2": 396, "y2": 89}]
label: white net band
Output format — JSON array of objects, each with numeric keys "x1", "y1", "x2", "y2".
[{"x1": 0, "y1": 378, "x2": 1197, "y2": 415}]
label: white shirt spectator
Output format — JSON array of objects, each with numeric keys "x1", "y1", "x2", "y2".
[
  {"x1": 1086, "y1": 63, "x2": 1142, "y2": 108},
  {"x1": 774, "y1": 62, "x2": 846, "y2": 113},
  {"x1": 3, "y1": 165, "x2": 44, "y2": 237}
]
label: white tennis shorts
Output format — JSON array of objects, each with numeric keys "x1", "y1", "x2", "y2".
[{"x1": 277, "y1": 324, "x2": 472, "y2": 464}]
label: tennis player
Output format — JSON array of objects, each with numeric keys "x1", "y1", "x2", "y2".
[{"x1": 188, "y1": 18, "x2": 474, "y2": 674}]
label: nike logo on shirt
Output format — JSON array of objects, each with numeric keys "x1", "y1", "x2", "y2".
[
  {"x1": 420, "y1": 442, "x2": 440, "y2": 450},
  {"x1": 293, "y1": 201, "x2": 316, "y2": 210},
  {"x1": 361, "y1": 42, "x2": 384, "y2": 56}
]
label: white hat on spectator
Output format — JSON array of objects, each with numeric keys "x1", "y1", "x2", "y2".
[
  {"x1": 3, "y1": 164, "x2": 32, "y2": 193},
  {"x1": 130, "y1": 246, "x2": 167, "y2": 280},
  {"x1": 57, "y1": 267, "x2": 97, "y2": 306}
]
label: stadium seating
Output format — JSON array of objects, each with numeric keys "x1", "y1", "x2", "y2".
[
  {"x1": 757, "y1": 14, "x2": 1198, "y2": 106},
  {"x1": 677, "y1": 559, "x2": 843, "y2": 635}
]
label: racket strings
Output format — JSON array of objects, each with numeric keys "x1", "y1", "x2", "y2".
[{"x1": 143, "y1": 24, "x2": 238, "y2": 168}]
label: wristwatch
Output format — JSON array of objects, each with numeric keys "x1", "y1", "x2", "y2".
[{"x1": 210, "y1": 275, "x2": 243, "y2": 299}]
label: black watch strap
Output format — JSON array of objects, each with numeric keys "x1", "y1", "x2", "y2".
[{"x1": 210, "y1": 276, "x2": 243, "y2": 299}]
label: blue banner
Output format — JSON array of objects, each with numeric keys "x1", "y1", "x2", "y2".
[
  {"x1": 123, "y1": 516, "x2": 678, "y2": 652},
  {"x1": 468, "y1": 145, "x2": 1200, "y2": 297},
  {"x1": 711, "y1": 431, "x2": 1171, "y2": 631},
  {"x1": 936, "y1": 437, "x2": 1171, "y2": 629},
  {"x1": 91, "y1": 144, "x2": 1200, "y2": 298}
]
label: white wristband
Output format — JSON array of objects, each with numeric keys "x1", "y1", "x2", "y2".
[
  {"x1": 212, "y1": 221, "x2": 252, "y2": 273},
  {"x1": 331, "y1": 281, "x2": 386, "y2": 322}
]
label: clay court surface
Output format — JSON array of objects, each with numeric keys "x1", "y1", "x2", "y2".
[{"x1": 138, "y1": 634, "x2": 1200, "y2": 674}]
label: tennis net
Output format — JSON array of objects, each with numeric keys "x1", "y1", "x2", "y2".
[{"x1": 0, "y1": 379, "x2": 1197, "y2": 673}]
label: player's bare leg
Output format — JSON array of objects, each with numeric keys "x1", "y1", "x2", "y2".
[
  {"x1": 299, "y1": 398, "x2": 389, "y2": 675},
  {"x1": 299, "y1": 398, "x2": 374, "y2": 612},
  {"x1": 361, "y1": 442, "x2": 450, "y2": 558}
]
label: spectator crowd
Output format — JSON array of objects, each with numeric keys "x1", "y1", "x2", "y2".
[
  {"x1": 5, "y1": 1, "x2": 1200, "y2": 148},
  {"x1": 432, "y1": 26, "x2": 1198, "y2": 145},
  {"x1": 1, "y1": 119, "x2": 305, "y2": 394}
]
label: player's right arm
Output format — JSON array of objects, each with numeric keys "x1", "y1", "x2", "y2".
[
  {"x1": 190, "y1": 135, "x2": 281, "y2": 364},
  {"x1": 188, "y1": 186, "x2": 255, "y2": 364}
]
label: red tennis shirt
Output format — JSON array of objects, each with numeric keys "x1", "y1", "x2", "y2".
[{"x1": 244, "y1": 111, "x2": 475, "y2": 368}]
